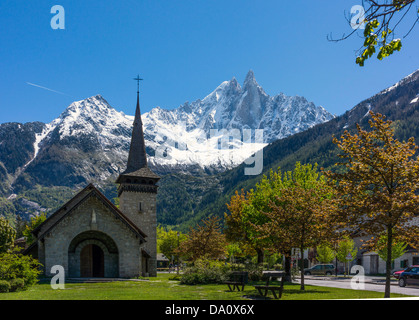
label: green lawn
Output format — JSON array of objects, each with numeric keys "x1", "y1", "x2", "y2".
[{"x1": 0, "y1": 273, "x2": 411, "y2": 300}]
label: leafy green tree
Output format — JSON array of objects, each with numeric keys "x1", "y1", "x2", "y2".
[
  {"x1": 0, "y1": 248, "x2": 41, "y2": 289},
  {"x1": 336, "y1": 237, "x2": 358, "y2": 276},
  {"x1": 324, "y1": 111, "x2": 419, "y2": 297},
  {"x1": 376, "y1": 234, "x2": 407, "y2": 263},
  {"x1": 251, "y1": 163, "x2": 340, "y2": 290},
  {"x1": 225, "y1": 170, "x2": 287, "y2": 265},
  {"x1": 157, "y1": 226, "x2": 187, "y2": 264},
  {"x1": 0, "y1": 217, "x2": 16, "y2": 253},
  {"x1": 265, "y1": 252, "x2": 283, "y2": 270},
  {"x1": 316, "y1": 245, "x2": 336, "y2": 264},
  {"x1": 225, "y1": 190, "x2": 261, "y2": 262},
  {"x1": 113, "y1": 197, "x2": 120, "y2": 209},
  {"x1": 23, "y1": 213, "x2": 47, "y2": 245},
  {"x1": 179, "y1": 216, "x2": 226, "y2": 262},
  {"x1": 226, "y1": 243, "x2": 242, "y2": 263},
  {"x1": 225, "y1": 169, "x2": 293, "y2": 279}
]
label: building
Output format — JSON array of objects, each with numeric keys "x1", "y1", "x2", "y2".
[
  {"x1": 305, "y1": 235, "x2": 419, "y2": 275},
  {"x1": 25, "y1": 83, "x2": 160, "y2": 278}
]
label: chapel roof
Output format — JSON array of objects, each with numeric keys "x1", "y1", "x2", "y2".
[
  {"x1": 30, "y1": 183, "x2": 147, "y2": 242},
  {"x1": 116, "y1": 83, "x2": 160, "y2": 183}
]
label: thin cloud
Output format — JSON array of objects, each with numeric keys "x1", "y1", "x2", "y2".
[{"x1": 26, "y1": 82, "x2": 70, "y2": 96}]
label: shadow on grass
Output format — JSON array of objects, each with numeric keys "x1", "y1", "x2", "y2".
[
  {"x1": 242, "y1": 281, "x2": 332, "y2": 300},
  {"x1": 281, "y1": 288, "x2": 331, "y2": 295}
]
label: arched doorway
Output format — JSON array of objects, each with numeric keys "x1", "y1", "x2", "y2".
[
  {"x1": 80, "y1": 244, "x2": 105, "y2": 277},
  {"x1": 68, "y1": 231, "x2": 119, "y2": 278}
]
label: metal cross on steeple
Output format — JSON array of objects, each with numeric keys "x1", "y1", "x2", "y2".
[{"x1": 133, "y1": 75, "x2": 143, "y2": 94}]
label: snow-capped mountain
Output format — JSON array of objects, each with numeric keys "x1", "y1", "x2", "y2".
[
  {"x1": 144, "y1": 70, "x2": 334, "y2": 171},
  {"x1": 3, "y1": 69, "x2": 418, "y2": 222},
  {"x1": 1, "y1": 71, "x2": 334, "y2": 193}
]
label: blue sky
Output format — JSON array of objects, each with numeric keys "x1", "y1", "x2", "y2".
[{"x1": 0, "y1": 0, "x2": 418, "y2": 124}]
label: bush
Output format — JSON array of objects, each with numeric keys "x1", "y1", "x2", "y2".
[
  {"x1": 180, "y1": 259, "x2": 230, "y2": 285},
  {"x1": 244, "y1": 263, "x2": 264, "y2": 281},
  {"x1": 0, "y1": 280, "x2": 10, "y2": 293},
  {"x1": 9, "y1": 278, "x2": 25, "y2": 292},
  {"x1": 0, "y1": 217, "x2": 16, "y2": 253},
  {"x1": 273, "y1": 263, "x2": 282, "y2": 270},
  {"x1": 0, "y1": 250, "x2": 41, "y2": 289}
]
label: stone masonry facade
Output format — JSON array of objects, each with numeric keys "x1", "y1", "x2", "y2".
[
  {"x1": 119, "y1": 189, "x2": 157, "y2": 277},
  {"x1": 37, "y1": 195, "x2": 144, "y2": 278}
]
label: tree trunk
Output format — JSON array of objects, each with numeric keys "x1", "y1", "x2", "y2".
[
  {"x1": 300, "y1": 246, "x2": 305, "y2": 290},
  {"x1": 284, "y1": 252, "x2": 292, "y2": 282},
  {"x1": 256, "y1": 248, "x2": 264, "y2": 265},
  {"x1": 384, "y1": 227, "x2": 393, "y2": 298}
]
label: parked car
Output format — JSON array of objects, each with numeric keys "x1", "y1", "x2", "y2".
[
  {"x1": 304, "y1": 264, "x2": 335, "y2": 276},
  {"x1": 393, "y1": 267, "x2": 410, "y2": 279},
  {"x1": 398, "y1": 266, "x2": 419, "y2": 287}
]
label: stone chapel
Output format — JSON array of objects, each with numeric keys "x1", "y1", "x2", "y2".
[{"x1": 25, "y1": 85, "x2": 160, "y2": 278}]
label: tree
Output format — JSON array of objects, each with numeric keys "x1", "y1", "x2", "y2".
[
  {"x1": 0, "y1": 248, "x2": 41, "y2": 290},
  {"x1": 14, "y1": 216, "x2": 29, "y2": 239},
  {"x1": 0, "y1": 217, "x2": 16, "y2": 253},
  {"x1": 316, "y1": 245, "x2": 336, "y2": 264},
  {"x1": 226, "y1": 243, "x2": 242, "y2": 264},
  {"x1": 225, "y1": 190, "x2": 263, "y2": 262},
  {"x1": 377, "y1": 235, "x2": 408, "y2": 263},
  {"x1": 251, "y1": 163, "x2": 340, "y2": 290},
  {"x1": 324, "y1": 111, "x2": 419, "y2": 298},
  {"x1": 336, "y1": 237, "x2": 358, "y2": 275},
  {"x1": 329, "y1": 0, "x2": 418, "y2": 66},
  {"x1": 157, "y1": 226, "x2": 187, "y2": 264},
  {"x1": 364, "y1": 233, "x2": 408, "y2": 263},
  {"x1": 226, "y1": 169, "x2": 297, "y2": 279},
  {"x1": 179, "y1": 216, "x2": 226, "y2": 262},
  {"x1": 23, "y1": 213, "x2": 47, "y2": 245}
]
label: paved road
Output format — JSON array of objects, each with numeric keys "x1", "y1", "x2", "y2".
[{"x1": 295, "y1": 276, "x2": 419, "y2": 298}]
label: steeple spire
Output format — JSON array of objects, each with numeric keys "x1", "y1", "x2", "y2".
[
  {"x1": 125, "y1": 76, "x2": 148, "y2": 173},
  {"x1": 134, "y1": 74, "x2": 143, "y2": 95},
  {"x1": 116, "y1": 75, "x2": 160, "y2": 187}
]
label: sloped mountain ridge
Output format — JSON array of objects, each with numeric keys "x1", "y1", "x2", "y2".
[
  {"x1": 0, "y1": 70, "x2": 333, "y2": 196},
  {"x1": 3, "y1": 69, "x2": 417, "y2": 226}
]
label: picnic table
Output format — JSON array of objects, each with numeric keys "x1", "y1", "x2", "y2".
[
  {"x1": 224, "y1": 271, "x2": 248, "y2": 291},
  {"x1": 253, "y1": 271, "x2": 286, "y2": 299}
]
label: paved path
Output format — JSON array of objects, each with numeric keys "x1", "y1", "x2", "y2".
[{"x1": 295, "y1": 276, "x2": 419, "y2": 298}]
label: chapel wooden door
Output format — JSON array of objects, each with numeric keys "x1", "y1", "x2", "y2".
[{"x1": 80, "y1": 244, "x2": 105, "y2": 277}]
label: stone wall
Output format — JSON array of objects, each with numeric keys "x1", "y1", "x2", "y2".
[
  {"x1": 119, "y1": 190, "x2": 157, "y2": 276},
  {"x1": 38, "y1": 195, "x2": 143, "y2": 278}
]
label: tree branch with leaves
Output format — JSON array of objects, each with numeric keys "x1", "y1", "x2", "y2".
[{"x1": 329, "y1": 0, "x2": 419, "y2": 66}]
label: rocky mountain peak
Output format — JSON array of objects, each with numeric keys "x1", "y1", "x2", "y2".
[
  {"x1": 0, "y1": 71, "x2": 336, "y2": 193},
  {"x1": 243, "y1": 69, "x2": 256, "y2": 85}
]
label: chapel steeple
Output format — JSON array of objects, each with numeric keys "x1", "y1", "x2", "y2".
[
  {"x1": 116, "y1": 75, "x2": 159, "y2": 277},
  {"x1": 116, "y1": 75, "x2": 160, "y2": 192},
  {"x1": 125, "y1": 76, "x2": 148, "y2": 173}
]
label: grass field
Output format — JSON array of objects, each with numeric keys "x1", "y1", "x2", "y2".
[{"x1": 0, "y1": 273, "x2": 411, "y2": 300}]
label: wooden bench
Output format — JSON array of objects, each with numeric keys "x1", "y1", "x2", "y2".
[
  {"x1": 253, "y1": 271, "x2": 286, "y2": 299},
  {"x1": 224, "y1": 271, "x2": 248, "y2": 291}
]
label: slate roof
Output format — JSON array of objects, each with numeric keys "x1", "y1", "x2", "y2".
[
  {"x1": 31, "y1": 183, "x2": 147, "y2": 242},
  {"x1": 116, "y1": 167, "x2": 160, "y2": 183},
  {"x1": 116, "y1": 92, "x2": 160, "y2": 183},
  {"x1": 125, "y1": 93, "x2": 149, "y2": 173}
]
